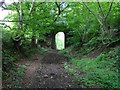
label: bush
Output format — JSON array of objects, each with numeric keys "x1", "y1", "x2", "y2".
[
  {"x1": 66, "y1": 47, "x2": 119, "y2": 88},
  {"x1": 2, "y1": 49, "x2": 17, "y2": 72}
]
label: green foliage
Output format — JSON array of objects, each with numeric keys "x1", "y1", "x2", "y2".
[
  {"x1": 17, "y1": 65, "x2": 26, "y2": 77},
  {"x1": 60, "y1": 47, "x2": 74, "y2": 59},
  {"x1": 2, "y1": 30, "x2": 13, "y2": 48},
  {"x1": 12, "y1": 79, "x2": 20, "y2": 88},
  {"x1": 64, "y1": 62, "x2": 76, "y2": 76},
  {"x1": 2, "y1": 49, "x2": 16, "y2": 71},
  {"x1": 22, "y1": 44, "x2": 48, "y2": 57},
  {"x1": 3, "y1": 2, "x2": 119, "y2": 51},
  {"x1": 65, "y1": 48, "x2": 119, "y2": 88},
  {"x1": 2, "y1": 2, "x2": 119, "y2": 88},
  {"x1": 9, "y1": 65, "x2": 26, "y2": 88}
]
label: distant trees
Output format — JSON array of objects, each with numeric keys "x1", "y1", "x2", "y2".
[{"x1": 1, "y1": 2, "x2": 119, "y2": 49}]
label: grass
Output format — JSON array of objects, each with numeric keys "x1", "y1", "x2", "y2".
[
  {"x1": 64, "y1": 47, "x2": 119, "y2": 88},
  {"x1": 17, "y1": 65, "x2": 26, "y2": 77},
  {"x1": 7, "y1": 64, "x2": 27, "y2": 88}
]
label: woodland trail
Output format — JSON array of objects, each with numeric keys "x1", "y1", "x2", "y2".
[{"x1": 20, "y1": 49, "x2": 81, "y2": 88}]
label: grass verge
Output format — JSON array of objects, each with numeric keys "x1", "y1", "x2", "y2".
[{"x1": 64, "y1": 47, "x2": 120, "y2": 88}]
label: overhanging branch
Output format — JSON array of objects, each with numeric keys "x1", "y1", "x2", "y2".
[
  {"x1": 82, "y1": 2, "x2": 102, "y2": 25},
  {"x1": 47, "y1": 3, "x2": 69, "y2": 27},
  {"x1": 55, "y1": 2, "x2": 61, "y2": 15},
  {"x1": 105, "y1": 2, "x2": 113, "y2": 21},
  {"x1": 0, "y1": 20, "x2": 26, "y2": 22}
]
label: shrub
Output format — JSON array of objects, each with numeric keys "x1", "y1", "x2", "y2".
[{"x1": 66, "y1": 48, "x2": 119, "y2": 88}]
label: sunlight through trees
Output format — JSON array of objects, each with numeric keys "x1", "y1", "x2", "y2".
[{"x1": 55, "y1": 32, "x2": 65, "y2": 50}]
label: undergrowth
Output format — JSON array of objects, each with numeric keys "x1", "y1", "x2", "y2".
[
  {"x1": 64, "y1": 46, "x2": 120, "y2": 88},
  {"x1": 2, "y1": 30, "x2": 48, "y2": 87}
]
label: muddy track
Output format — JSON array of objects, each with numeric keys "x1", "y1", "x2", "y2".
[{"x1": 20, "y1": 50, "x2": 81, "y2": 88}]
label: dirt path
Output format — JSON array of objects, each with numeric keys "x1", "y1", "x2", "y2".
[{"x1": 20, "y1": 50, "x2": 81, "y2": 88}]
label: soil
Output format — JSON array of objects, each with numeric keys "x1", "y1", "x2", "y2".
[{"x1": 19, "y1": 49, "x2": 81, "y2": 88}]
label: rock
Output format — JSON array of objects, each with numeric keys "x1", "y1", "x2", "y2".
[
  {"x1": 68, "y1": 84, "x2": 71, "y2": 87},
  {"x1": 43, "y1": 74, "x2": 49, "y2": 78},
  {"x1": 50, "y1": 76, "x2": 53, "y2": 79}
]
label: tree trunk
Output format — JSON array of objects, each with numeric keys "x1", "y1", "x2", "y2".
[
  {"x1": 51, "y1": 32, "x2": 56, "y2": 49},
  {"x1": 31, "y1": 36, "x2": 37, "y2": 47}
]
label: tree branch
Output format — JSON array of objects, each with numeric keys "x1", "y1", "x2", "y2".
[
  {"x1": 82, "y1": 2, "x2": 97, "y2": 18},
  {"x1": 61, "y1": 4, "x2": 69, "y2": 13},
  {"x1": 0, "y1": 20, "x2": 26, "y2": 22},
  {"x1": 29, "y1": 0, "x2": 35, "y2": 16},
  {"x1": 0, "y1": 24, "x2": 11, "y2": 31},
  {"x1": 0, "y1": 1, "x2": 8, "y2": 9},
  {"x1": 97, "y1": 0, "x2": 105, "y2": 17},
  {"x1": 82, "y1": 2, "x2": 102, "y2": 25},
  {"x1": 55, "y1": 2, "x2": 61, "y2": 15},
  {"x1": 105, "y1": 2, "x2": 113, "y2": 21},
  {"x1": 4, "y1": 24, "x2": 12, "y2": 29},
  {"x1": 52, "y1": 3, "x2": 69, "y2": 24},
  {"x1": 47, "y1": 2, "x2": 61, "y2": 26},
  {"x1": 13, "y1": 1, "x2": 23, "y2": 29},
  {"x1": 13, "y1": 1, "x2": 20, "y2": 15},
  {"x1": 34, "y1": 2, "x2": 44, "y2": 8}
]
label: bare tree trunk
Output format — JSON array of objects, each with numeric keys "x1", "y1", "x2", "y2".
[{"x1": 51, "y1": 32, "x2": 56, "y2": 49}]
